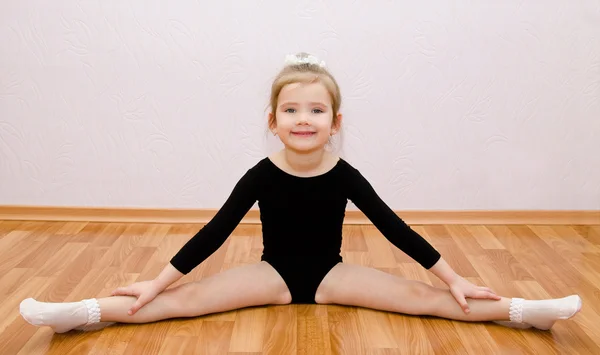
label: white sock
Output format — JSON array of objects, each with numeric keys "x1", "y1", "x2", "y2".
[
  {"x1": 19, "y1": 298, "x2": 112, "y2": 333},
  {"x1": 495, "y1": 295, "x2": 582, "y2": 330}
]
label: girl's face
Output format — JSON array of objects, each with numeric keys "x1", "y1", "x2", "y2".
[{"x1": 270, "y1": 82, "x2": 341, "y2": 153}]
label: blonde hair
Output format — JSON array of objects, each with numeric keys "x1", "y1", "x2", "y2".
[{"x1": 268, "y1": 52, "x2": 342, "y2": 131}]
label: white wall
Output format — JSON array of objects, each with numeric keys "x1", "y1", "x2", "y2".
[{"x1": 1, "y1": 1, "x2": 599, "y2": 211}]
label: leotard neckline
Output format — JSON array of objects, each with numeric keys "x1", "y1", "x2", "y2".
[{"x1": 265, "y1": 156, "x2": 344, "y2": 179}]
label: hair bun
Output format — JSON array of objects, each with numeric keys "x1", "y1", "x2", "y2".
[{"x1": 284, "y1": 53, "x2": 326, "y2": 68}]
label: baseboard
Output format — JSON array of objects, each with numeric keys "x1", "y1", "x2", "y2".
[{"x1": 0, "y1": 205, "x2": 598, "y2": 225}]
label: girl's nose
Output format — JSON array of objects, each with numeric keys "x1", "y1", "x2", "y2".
[{"x1": 296, "y1": 115, "x2": 309, "y2": 124}]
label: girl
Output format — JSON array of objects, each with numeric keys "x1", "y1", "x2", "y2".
[{"x1": 20, "y1": 52, "x2": 582, "y2": 334}]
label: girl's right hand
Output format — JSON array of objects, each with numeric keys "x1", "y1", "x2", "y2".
[{"x1": 111, "y1": 280, "x2": 164, "y2": 315}]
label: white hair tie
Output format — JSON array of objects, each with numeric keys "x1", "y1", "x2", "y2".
[{"x1": 284, "y1": 54, "x2": 326, "y2": 68}]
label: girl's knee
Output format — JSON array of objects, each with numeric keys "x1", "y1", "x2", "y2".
[
  {"x1": 161, "y1": 283, "x2": 199, "y2": 316},
  {"x1": 409, "y1": 281, "x2": 437, "y2": 299},
  {"x1": 396, "y1": 281, "x2": 440, "y2": 315}
]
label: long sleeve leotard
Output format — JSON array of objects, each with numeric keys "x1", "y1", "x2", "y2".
[{"x1": 170, "y1": 157, "x2": 440, "y2": 275}]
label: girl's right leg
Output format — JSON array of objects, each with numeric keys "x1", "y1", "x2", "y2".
[
  {"x1": 20, "y1": 261, "x2": 292, "y2": 333},
  {"x1": 315, "y1": 263, "x2": 582, "y2": 331}
]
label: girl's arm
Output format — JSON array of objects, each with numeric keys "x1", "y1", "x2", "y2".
[
  {"x1": 168, "y1": 164, "x2": 261, "y2": 276},
  {"x1": 344, "y1": 163, "x2": 441, "y2": 270},
  {"x1": 427, "y1": 257, "x2": 459, "y2": 284},
  {"x1": 344, "y1": 161, "x2": 500, "y2": 312},
  {"x1": 152, "y1": 262, "x2": 185, "y2": 291}
]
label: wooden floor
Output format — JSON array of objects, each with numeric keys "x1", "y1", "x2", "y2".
[{"x1": 0, "y1": 221, "x2": 599, "y2": 354}]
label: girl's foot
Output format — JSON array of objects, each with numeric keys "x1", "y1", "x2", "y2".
[
  {"x1": 19, "y1": 298, "x2": 113, "y2": 333},
  {"x1": 495, "y1": 294, "x2": 582, "y2": 330}
]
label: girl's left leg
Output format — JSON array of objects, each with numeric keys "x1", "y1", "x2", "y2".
[{"x1": 314, "y1": 263, "x2": 581, "y2": 330}]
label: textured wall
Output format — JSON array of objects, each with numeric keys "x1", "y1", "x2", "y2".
[{"x1": 1, "y1": 1, "x2": 599, "y2": 210}]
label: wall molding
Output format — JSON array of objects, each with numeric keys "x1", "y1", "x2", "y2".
[{"x1": 0, "y1": 205, "x2": 598, "y2": 225}]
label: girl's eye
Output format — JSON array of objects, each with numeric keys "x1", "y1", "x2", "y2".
[{"x1": 283, "y1": 108, "x2": 324, "y2": 114}]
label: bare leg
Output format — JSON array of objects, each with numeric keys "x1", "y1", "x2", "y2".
[
  {"x1": 98, "y1": 261, "x2": 291, "y2": 323},
  {"x1": 315, "y1": 263, "x2": 581, "y2": 330},
  {"x1": 20, "y1": 261, "x2": 291, "y2": 332}
]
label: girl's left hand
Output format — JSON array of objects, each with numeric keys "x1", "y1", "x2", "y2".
[{"x1": 448, "y1": 276, "x2": 501, "y2": 313}]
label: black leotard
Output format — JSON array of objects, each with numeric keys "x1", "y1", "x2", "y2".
[{"x1": 170, "y1": 157, "x2": 441, "y2": 303}]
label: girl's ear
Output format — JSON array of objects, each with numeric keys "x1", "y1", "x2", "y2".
[
  {"x1": 268, "y1": 112, "x2": 277, "y2": 135},
  {"x1": 331, "y1": 113, "x2": 343, "y2": 135}
]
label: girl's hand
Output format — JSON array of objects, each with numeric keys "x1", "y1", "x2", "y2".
[
  {"x1": 111, "y1": 280, "x2": 164, "y2": 315},
  {"x1": 448, "y1": 276, "x2": 501, "y2": 313}
]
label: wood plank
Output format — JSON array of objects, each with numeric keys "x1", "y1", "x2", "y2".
[{"x1": 0, "y1": 221, "x2": 598, "y2": 354}]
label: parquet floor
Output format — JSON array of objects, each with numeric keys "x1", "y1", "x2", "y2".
[{"x1": 0, "y1": 220, "x2": 599, "y2": 354}]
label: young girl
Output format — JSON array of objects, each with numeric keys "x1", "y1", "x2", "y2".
[{"x1": 20, "y1": 52, "x2": 582, "y2": 334}]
